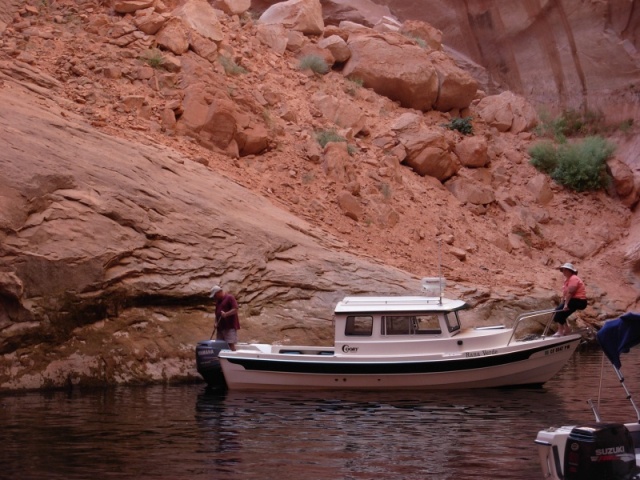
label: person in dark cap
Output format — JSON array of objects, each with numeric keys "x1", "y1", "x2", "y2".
[
  {"x1": 209, "y1": 285, "x2": 240, "y2": 351},
  {"x1": 552, "y1": 263, "x2": 587, "y2": 336}
]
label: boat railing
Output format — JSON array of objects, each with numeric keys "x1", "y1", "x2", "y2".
[{"x1": 507, "y1": 308, "x2": 558, "y2": 346}]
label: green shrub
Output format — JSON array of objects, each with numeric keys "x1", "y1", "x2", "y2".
[
  {"x1": 345, "y1": 77, "x2": 364, "y2": 96},
  {"x1": 444, "y1": 117, "x2": 473, "y2": 135},
  {"x1": 528, "y1": 141, "x2": 558, "y2": 174},
  {"x1": 219, "y1": 56, "x2": 247, "y2": 75},
  {"x1": 552, "y1": 136, "x2": 615, "y2": 191},
  {"x1": 140, "y1": 48, "x2": 164, "y2": 69},
  {"x1": 535, "y1": 108, "x2": 607, "y2": 141},
  {"x1": 315, "y1": 128, "x2": 346, "y2": 148},
  {"x1": 619, "y1": 118, "x2": 634, "y2": 133},
  {"x1": 530, "y1": 136, "x2": 615, "y2": 192},
  {"x1": 298, "y1": 55, "x2": 329, "y2": 75},
  {"x1": 403, "y1": 33, "x2": 427, "y2": 49}
]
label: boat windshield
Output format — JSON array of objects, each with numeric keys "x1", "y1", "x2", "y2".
[
  {"x1": 444, "y1": 312, "x2": 461, "y2": 333},
  {"x1": 382, "y1": 314, "x2": 442, "y2": 335}
]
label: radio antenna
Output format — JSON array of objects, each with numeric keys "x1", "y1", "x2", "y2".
[{"x1": 438, "y1": 237, "x2": 443, "y2": 305}]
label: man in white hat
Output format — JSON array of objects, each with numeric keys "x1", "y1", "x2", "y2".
[
  {"x1": 209, "y1": 285, "x2": 240, "y2": 350},
  {"x1": 552, "y1": 263, "x2": 587, "y2": 336}
]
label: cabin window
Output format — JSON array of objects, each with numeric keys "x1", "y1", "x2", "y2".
[
  {"x1": 444, "y1": 312, "x2": 461, "y2": 333},
  {"x1": 345, "y1": 316, "x2": 373, "y2": 336},
  {"x1": 382, "y1": 315, "x2": 441, "y2": 335},
  {"x1": 413, "y1": 314, "x2": 442, "y2": 334}
]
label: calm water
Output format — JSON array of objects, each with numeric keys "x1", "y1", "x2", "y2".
[{"x1": 2, "y1": 347, "x2": 640, "y2": 480}]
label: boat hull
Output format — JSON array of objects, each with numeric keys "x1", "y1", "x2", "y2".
[{"x1": 219, "y1": 336, "x2": 580, "y2": 390}]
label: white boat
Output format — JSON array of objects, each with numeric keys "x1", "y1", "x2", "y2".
[
  {"x1": 534, "y1": 312, "x2": 640, "y2": 480},
  {"x1": 196, "y1": 278, "x2": 582, "y2": 391}
]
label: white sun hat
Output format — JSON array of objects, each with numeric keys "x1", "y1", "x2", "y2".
[{"x1": 558, "y1": 263, "x2": 577, "y2": 273}]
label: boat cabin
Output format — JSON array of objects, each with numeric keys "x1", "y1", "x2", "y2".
[{"x1": 332, "y1": 296, "x2": 470, "y2": 355}]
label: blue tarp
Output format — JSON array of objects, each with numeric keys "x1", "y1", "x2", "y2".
[{"x1": 596, "y1": 312, "x2": 640, "y2": 369}]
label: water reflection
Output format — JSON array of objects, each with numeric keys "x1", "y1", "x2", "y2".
[{"x1": 1, "y1": 348, "x2": 640, "y2": 480}]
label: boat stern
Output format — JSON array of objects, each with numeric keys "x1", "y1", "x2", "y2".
[
  {"x1": 535, "y1": 426, "x2": 572, "y2": 479},
  {"x1": 195, "y1": 339, "x2": 229, "y2": 389}
]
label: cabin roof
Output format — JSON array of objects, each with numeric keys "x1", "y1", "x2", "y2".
[{"x1": 334, "y1": 296, "x2": 469, "y2": 314}]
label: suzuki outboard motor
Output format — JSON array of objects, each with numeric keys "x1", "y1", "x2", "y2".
[
  {"x1": 564, "y1": 423, "x2": 637, "y2": 480},
  {"x1": 195, "y1": 340, "x2": 229, "y2": 389}
]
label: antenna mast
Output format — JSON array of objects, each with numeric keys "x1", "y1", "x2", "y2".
[{"x1": 438, "y1": 237, "x2": 443, "y2": 304}]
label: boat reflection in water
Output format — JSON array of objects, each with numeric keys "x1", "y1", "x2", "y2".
[{"x1": 194, "y1": 386, "x2": 568, "y2": 479}]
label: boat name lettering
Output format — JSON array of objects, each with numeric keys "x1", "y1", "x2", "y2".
[
  {"x1": 595, "y1": 446, "x2": 626, "y2": 455},
  {"x1": 342, "y1": 345, "x2": 359, "y2": 353},
  {"x1": 464, "y1": 349, "x2": 497, "y2": 358},
  {"x1": 544, "y1": 344, "x2": 571, "y2": 356}
]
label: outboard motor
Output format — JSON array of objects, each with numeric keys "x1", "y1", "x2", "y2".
[
  {"x1": 195, "y1": 340, "x2": 229, "y2": 389},
  {"x1": 564, "y1": 423, "x2": 637, "y2": 480}
]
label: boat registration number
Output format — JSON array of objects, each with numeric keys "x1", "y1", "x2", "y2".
[{"x1": 544, "y1": 344, "x2": 571, "y2": 356}]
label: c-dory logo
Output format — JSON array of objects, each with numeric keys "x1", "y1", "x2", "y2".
[{"x1": 342, "y1": 345, "x2": 358, "y2": 353}]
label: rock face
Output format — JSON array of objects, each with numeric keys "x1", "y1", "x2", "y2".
[
  {"x1": 373, "y1": 0, "x2": 640, "y2": 123},
  {"x1": 0, "y1": 86, "x2": 416, "y2": 390}
]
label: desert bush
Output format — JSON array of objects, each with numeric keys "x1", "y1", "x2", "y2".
[
  {"x1": 552, "y1": 136, "x2": 615, "y2": 191},
  {"x1": 444, "y1": 117, "x2": 473, "y2": 135},
  {"x1": 345, "y1": 77, "x2": 364, "y2": 96},
  {"x1": 530, "y1": 136, "x2": 615, "y2": 192},
  {"x1": 315, "y1": 128, "x2": 346, "y2": 148},
  {"x1": 536, "y1": 108, "x2": 609, "y2": 141},
  {"x1": 140, "y1": 48, "x2": 164, "y2": 69},
  {"x1": 528, "y1": 141, "x2": 558, "y2": 174},
  {"x1": 219, "y1": 56, "x2": 247, "y2": 75},
  {"x1": 298, "y1": 55, "x2": 329, "y2": 75},
  {"x1": 403, "y1": 33, "x2": 427, "y2": 49}
]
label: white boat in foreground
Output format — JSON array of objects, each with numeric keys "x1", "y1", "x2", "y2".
[
  {"x1": 535, "y1": 312, "x2": 640, "y2": 480},
  {"x1": 196, "y1": 279, "x2": 582, "y2": 391}
]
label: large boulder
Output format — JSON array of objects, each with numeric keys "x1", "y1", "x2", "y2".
[
  {"x1": 398, "y1": 128, "x2": 459, "y2": 181},
  {"x1": 200, "y1": 98, "x2": 239, "y2": 150},
  {"x1": 212, "y1": 0, "x2": 251, "y2": 16},
  {"x1": 155, "y1": 18, "x2": 190, "y2": 55},
  {"x1": 607, "y1": 157, "x2": 640, "y2": 208},
  {"x1": 323, "y1": 141, "x2": 357, "y2": 184},
  {"x1": 399, "y1": 19, "x2": 442, "y2": 51},
  {"x1": 429, "y1": 51, "x2": 478, "y2": 112},
  {"x1": 237, "y1": 123, "x2": 270, "y2": 156},
  {"x1": 114, "y1": 0, "x2": 155, "y2": 14},
  {"x1": 311, "y1": 92, "x2": 367, "y2": 135},
  {"x1": 172, "y1": 0, "x2": 224, "y2": 43},
  {"x1": 454, "y1": 136, "x2": 489, "y2": 168},
  {"x1": 475, "y1": 91, "x2": 538, "y2": 134},
  {"x1": 176, "y1": 85, "x2": 239, "y2": 151},
  {"x1": 318, "y1": 35, "x2": 351, "y2": 63},
  {"x1": 259, "y1": 0, "x2": 324, "y2": 35},
  {"x1": 343, "y1": 33, "x2": 439, "y2": 111},
  {"x1": 446, "y1": 177, "x2": 495, "y2": 205},
  {"x1": 322, "y1": 0, "x2": 394, "y2": 27},
  {"x1": 256, "y1": 24, "x2": 289, "y2": 55},
  {"x1": 133, "y1": 8, "x2": 168, "y2": 35}
]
